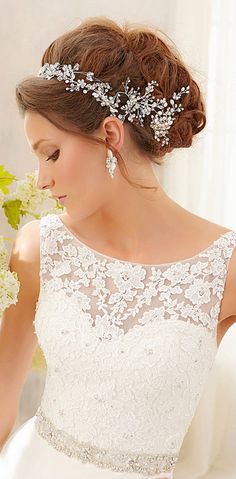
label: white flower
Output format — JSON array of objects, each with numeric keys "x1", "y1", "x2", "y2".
[
  {"x1": 52, "y1": 260, "x2": 72, "y2": 277},
  {"x1": 106, "y1": 262, "x2": 146, "y2": 294},
  {"x1": 94, "y1": 314, "x2": 123, "y2": 340},
  {"x1": 0, "y1": 269, "x2": 20, "y2": 314},
  {"x1": 139, "y1": 306, "x2": 165, "y2": 325},
  {"x1": 185, "y1": 278, "x2": 211, "y2": 306},
  {"x1": 63, "y1": 244, "x2": 78, "y2": 257},
  {"x1": 11, "y1": 170, "x2": 50, "y2": 213},
  {"x1": 0, "y1": 236, "x2": 9, "y2": 271},
  {"x1": 163, "y1": 262, "x2": 192, "y2": 284}
]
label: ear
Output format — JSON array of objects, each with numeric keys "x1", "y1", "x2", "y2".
[{"x1": 102, "y1": 116, "x2": 124, "y2": 151}]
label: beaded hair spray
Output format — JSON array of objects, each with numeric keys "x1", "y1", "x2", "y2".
[
  {"x1": 37, "y1": 62, "x2": 190, "y2": 147},
  {"x1": 37, "y1": 62, "x2": 190, "y2": 177}
]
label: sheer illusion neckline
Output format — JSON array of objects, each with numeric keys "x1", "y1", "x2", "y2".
[{"x1": 55, "y1": 214, "x2": 231, "y2": 269}]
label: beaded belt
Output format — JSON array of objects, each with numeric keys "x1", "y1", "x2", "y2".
[{"x1": 35, "y1": 407, "x2": 178, "y2": 476}]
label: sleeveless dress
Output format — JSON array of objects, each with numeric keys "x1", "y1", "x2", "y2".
[{"x1": 1, "y1": 213, "x2": 236, "y2": 479}]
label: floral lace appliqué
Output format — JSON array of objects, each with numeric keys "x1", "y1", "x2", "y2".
[
  {"x1": 36, "y1": 214, "x2": 236, "y2": 341},
  {"x1": 33, "y1": 214, "x2": 236, "y2": 477}
]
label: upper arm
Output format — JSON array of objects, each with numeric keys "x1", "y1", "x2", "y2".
[
  {"x1": 218, "y1": 247, "x2": 236, "y2": 324},
  {"x1": 0, "y1": 219, "x2": 40, "y2": 412}
]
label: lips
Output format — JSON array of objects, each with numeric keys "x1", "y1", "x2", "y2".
[
  {"x1": 52, "y1": 195, "x2": 67, "y2": 199},
  {"x1": 52, "y1": 194, "x2": 67, "y2": 204},
  {"x1": 57, "y1": 195, "x2": 67, "y2": 205}
]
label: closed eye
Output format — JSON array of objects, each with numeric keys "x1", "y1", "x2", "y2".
[{"x1": 46, "y1": 149, "x2": 60, "y2": 162}]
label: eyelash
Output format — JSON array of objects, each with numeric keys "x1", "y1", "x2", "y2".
[{"x1": 46, "y1": 149, "x2": 60, "y2": 162}]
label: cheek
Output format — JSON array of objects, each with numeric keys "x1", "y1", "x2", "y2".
[
  {"x1": 65, "y1": 159, "x2": 78, "y2": 181},
  {"x1": 60, "y1": 147, "x2": 103, "y2": 190},
  {"x1": 58, "y1": 151, "x2": 94, "y2": 195}
]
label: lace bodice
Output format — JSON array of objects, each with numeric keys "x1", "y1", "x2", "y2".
[{"x1": 33, "y1": 213, "x2": 236, "y2": 478}]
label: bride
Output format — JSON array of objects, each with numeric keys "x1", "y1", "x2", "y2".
[{"x1": 1, "y1": 16, "x2": 236, "y2": 479}]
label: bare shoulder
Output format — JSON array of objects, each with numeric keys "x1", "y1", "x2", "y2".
[
  {"x1": 10, "y1": 219, "x2": 40, "y2": 266},
  {"x1": 10, "y1": 220, "x2": 40, "y2": 255},
  {"x1": 182, "y1": 209, "x2": 232, "y2": 238}
]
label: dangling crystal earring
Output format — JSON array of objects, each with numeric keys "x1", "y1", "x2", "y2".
[{"x1": 106, "y1": 148, "x2": 117, "y2": 179}]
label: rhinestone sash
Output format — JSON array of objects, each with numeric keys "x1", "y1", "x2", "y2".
[{"x1": 34, "y1": 407, "x2": 179, "y2": 476}]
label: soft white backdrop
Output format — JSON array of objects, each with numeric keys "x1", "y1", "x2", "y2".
[{"x1": 0, "y1": 1, "x2": 236, "y2": 478}]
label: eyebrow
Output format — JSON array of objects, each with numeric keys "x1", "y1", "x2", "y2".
[{"x1": 32, "y1": 139, "x2": 53, "y2": 151}]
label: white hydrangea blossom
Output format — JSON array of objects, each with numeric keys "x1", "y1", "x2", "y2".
[
  {"x1": 0, "y1": 167, "x2": 64, "y2": 323},
  {"x1": 0, "y1": 168, "x2": 64, "y2": 321},
  {"x1": 11, "y1": 170, "x2": 50, "y2": 214},
  {"x1": 0, "y1": 269, "x2": 20, "y2": 316},
  {"x1": 0, "y1": 236, "x2": 9, "y2": 271}
]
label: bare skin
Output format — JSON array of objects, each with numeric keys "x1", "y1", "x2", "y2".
[{"x1": 24, "y1": 111, "x2": 236, "y2": 342}]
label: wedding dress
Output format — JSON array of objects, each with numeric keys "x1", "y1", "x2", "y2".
[{"x1": 1, "y1": 213, "x2": 236, "y2": 479}]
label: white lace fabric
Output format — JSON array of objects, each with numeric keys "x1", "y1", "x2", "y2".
[{"x1": 33, "y1": 213, "x2": 236, "y2": 477}]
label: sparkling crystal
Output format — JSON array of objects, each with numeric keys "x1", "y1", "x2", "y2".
[
  {"x1": 35, "y1": 407, "x2": 178, "y2": 475},
  {"x1": 37, "y1": 62, "x2": 190, "y2": 148}
]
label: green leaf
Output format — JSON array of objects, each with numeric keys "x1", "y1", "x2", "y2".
[
  {"x1": 0, "y1": 165, "x2": 17, "y2": 194},
  {"x1": 3, "y1": 199, "x2": 23, "y2": 229}
]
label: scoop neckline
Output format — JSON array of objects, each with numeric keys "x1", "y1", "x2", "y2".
[{"x1": 54, "y1": 214, "x2": 232, "y2": 268}]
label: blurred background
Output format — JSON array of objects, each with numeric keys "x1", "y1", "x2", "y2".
[{"x1": 0, "y1": 1, "x2": 236, "y2": 478}]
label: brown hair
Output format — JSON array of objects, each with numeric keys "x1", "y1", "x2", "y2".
[{"x1": 15, "y1": 16, "x2": 206, "y2": 191}]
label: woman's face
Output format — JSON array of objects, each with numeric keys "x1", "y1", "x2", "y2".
[{"x1": 24, "y1": 111, "x2": 124, "y2": 221}]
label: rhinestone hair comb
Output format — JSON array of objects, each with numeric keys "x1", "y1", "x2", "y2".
[{"x1": 37, "y1": 62, "x2": 190, "y2": 147}]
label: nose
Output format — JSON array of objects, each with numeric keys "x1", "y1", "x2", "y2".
[{"x1": 36, "y1": 172, "x2": 54, "y2": 191}]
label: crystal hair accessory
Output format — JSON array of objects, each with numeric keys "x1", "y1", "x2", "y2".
[{"x1": 37, "y1": 62, "x2": 190, "y2": 147}]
